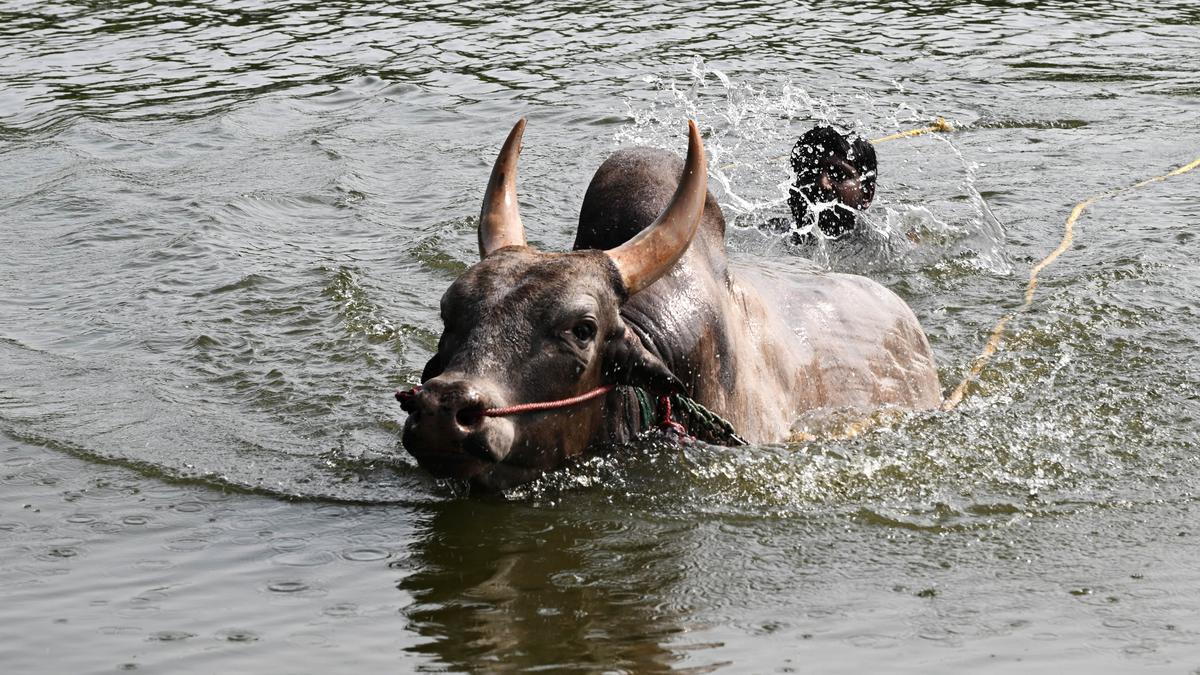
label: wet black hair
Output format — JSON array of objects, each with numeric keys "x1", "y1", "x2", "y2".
[{"x1": 787, "y1": 125, "x2": 877, "y2": 238}]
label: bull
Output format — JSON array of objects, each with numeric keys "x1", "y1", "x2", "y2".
[{"x1": 399, "y1": 119, "x2": 941, "y2": 491}]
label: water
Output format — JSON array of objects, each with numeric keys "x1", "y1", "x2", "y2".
[{"x1": 2, "y1": 1, "x2": 1199, "y2": 671}]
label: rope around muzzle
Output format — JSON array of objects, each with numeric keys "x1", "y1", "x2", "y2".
[
  {"x1": 395, "y1": 384, "x2": 747, "y2": 446},
  {"x1": 396, "y1": 384, "x2": 613, "y2": 417},
  {"x1": 479, "y1": 385, "x2": 614, "y2": 416}
]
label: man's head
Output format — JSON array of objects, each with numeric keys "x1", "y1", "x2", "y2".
[{"x1": 787, "y1": 125, "x2": 877, "y2": 238}]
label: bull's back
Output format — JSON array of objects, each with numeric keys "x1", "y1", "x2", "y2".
[
  {"x1": 732, "y1": 260, "x2": 942, "y2": 416},
  {"x1": 574, "y1": 146, "x2": 941, "y2": 444}
]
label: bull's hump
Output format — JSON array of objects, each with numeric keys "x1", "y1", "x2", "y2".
[
  {"x1": 575, "y1": 147, "x2": 685, "y2": 251},
  {"x1": 579, "y1": 145, "x2": 730, "y2": 245}
]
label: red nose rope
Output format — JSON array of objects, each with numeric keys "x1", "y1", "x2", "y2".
[
  {"x1": 481, "y1": 384, "x2": 614, "y2": 417},
  {"x1": 395, "y1": 384, "x2": 694, "y2": 438}
]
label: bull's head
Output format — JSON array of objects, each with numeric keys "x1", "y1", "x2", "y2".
[{"x1": 401, "y1": 120, "x2": 708, "y2": 491}]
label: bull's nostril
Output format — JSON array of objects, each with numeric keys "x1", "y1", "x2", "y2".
[
  {"x1": 455, "y1": 406, "x2": 484, "y2": 428},
  {"x1": 396, "y1": 386, "x2": 422, "y2": 413}
]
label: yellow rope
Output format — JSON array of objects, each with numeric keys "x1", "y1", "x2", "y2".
[
  {"x1": 717, "y1": 117, "x2": 955, "y2": 172},
  {"x1": 942, "y1": 155, "x2": 1200, "y2": 410},
  {"x1": 869, "y1": 117, "x2": 954, "y2": 145},
  {"x1": 719, "y1": 116, "x2": 1198, "y2": 420}
]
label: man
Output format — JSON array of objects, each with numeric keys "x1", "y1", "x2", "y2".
[{"x1": 784, "y1": 125, "x2": 877, "y2": 239}]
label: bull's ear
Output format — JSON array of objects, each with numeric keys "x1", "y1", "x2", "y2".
[{"x1": 601, "y1": 328, "x2": 682, "y2": 396}]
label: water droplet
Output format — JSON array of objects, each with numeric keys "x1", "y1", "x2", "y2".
[
  {"x1": 322, "y1": 603, "x2": 358, "y2": 618},
  {"x1": 217, "y1": 629, "x2": 259, "y2": 643},
  {"x1": 164, "y1": 538, "x2": 208, "y2": 552},
  {"x1": 272, "y1": 550, "x2": 336, "y2": 567},
  {"x1": 267, "y1": 580, "x2": 309, "y2": 594},
  {"x1": 340, "y1": 547, "x2": 389, "y2": 562},
  {"x1": 270, "y1": 536, "x2": 308, "y2": 552},
  {"x1": 148, "y1": 630, "x2": 195, "y2": 642}
]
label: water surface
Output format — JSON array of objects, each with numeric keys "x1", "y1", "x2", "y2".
[{"x1": 2, "y1": 1, "x2": 1199, "y2": 672}]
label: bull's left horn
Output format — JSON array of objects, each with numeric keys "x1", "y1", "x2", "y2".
[
  {"x1": 606, "y1": 120, "x2": 707, "y2": 295},
  {"x1": 478, "y1": 118, "x2": 529, "y2": 258}
]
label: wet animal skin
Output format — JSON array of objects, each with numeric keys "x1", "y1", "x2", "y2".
[{"x1": 401, "y1": 120, "x2": 938, "y2": 491}]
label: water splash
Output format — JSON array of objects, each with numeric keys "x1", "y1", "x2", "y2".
[{"x1": 614, "y1": 58, "x2": 1011, "y2": 277}]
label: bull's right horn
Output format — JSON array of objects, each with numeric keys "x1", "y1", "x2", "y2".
[
  {"x1": 478, "y1": 118, "x2": 529, "y2": 258},
  {"x1": 606, "y1": 120, "x2": 707, "y2": 295}
]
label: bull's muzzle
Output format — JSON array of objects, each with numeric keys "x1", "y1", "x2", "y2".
[{"x1": 401, "y1": 377, "x2": 515, "y2": 474}]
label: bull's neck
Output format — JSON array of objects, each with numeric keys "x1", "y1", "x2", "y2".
[
  {"x1": 619, "y1": 306, "x2": 676, "y2": 373},
  {"x1": 596, "y1": 385, "x2": 653, "y2": 446},
  {"x1": 588, "y1": 310, "x2": 678, "y2": 446},
  {"x1": 620, "y1": 297, "x2": 714, "y2": 401}
]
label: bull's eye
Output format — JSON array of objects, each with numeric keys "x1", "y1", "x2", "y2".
[{"x1": 570, "y1": 320, "x2": 597, "y2": 343}]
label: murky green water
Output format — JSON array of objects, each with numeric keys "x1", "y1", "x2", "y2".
[{"x1": 3, "y1": 1, "x2": 1199, "y2": 672}]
